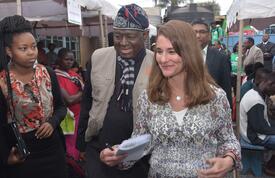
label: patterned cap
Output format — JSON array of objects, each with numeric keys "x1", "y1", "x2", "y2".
[{"x1": 113, "y1": 3, "x2": 149, "y2": 31}]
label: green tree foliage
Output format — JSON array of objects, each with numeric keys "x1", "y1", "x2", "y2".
[
  {"x1": 197, "y1": 1, "x2": 221, "y2": 16},
  {"x1": 156, "y1": 0, "x2": 186, "y2": 7},
  {"x1": 154, "y1": 0, "x2": 220, "y2": 15}
]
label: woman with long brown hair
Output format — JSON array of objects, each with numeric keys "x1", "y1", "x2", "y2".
[{"x1": 107, "y1": 20, "x2": 241, "y2": 178}]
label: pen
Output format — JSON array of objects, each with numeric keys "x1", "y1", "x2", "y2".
[{"x1": 105, "y1": 143, "x2": 114, "y2": 151}]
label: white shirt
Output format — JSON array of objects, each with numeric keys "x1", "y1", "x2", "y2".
[
  {"x1": 202, "y1": 45, "x2": 208, "y2": 63},
  {"x1": 173, "y1": 108, "x2": 188, "y2": 125}
]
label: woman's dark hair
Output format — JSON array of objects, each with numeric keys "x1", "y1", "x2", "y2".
[
  {"x1": 56, "y1": 48, "x2": 73, "y2": 66},
  {"x1": 0, "y1": 15, "x2": 34, "y2": 71},
  {"x1": 57, "y1": 48, "x2": 70, "y2": 59},
  {"x1": 232, "y1": 42, "x2": 238, "y2": 53}
]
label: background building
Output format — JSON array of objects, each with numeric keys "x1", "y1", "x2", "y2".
[{"x1": 163, "y1": 3, "x2": 214, "y2": 24}]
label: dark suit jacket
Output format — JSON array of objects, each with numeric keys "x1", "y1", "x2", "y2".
[
  {"x1": 206, "y1": 47, "x2": 232, "y2": 108},
  {"x1": 257, "y1": 41, "x2": 275, "y2": 60},
  {"x1": 257, "y1": 41, "x2": 275, "y2": 71}
]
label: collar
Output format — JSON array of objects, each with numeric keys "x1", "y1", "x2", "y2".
[
  {"x1": 133, "y1": 48, "x2": 146, "y2": 62},
  {"x1": 202, "y1": 45, "x2": 208, "y2": 63},
  {"x1": 203, "y1": 45, "x2": 208, "y2": 54},
  {"x1": 263, "y1": 41, "x2": 268, "y2": 45}
]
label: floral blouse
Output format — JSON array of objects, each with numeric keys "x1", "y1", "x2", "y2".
[
  {"x1": 0, "y1": 64, "x2": 53, "y2": 133},
  {"x1": 127, "y1": 87, "x2": 241, "y2": 178}
]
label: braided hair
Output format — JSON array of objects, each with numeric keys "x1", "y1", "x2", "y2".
[{"x1": 0, "y1": 15, "x2": 34, "y2": 71}]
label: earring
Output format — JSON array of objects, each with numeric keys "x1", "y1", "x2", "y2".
[{"x1": 8, "y1": 57, "x2": 14, "y2": 66}]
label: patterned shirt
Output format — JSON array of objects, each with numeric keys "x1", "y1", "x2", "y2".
[
  {"x1": 126, "y1": 87, "x2": 241, "y2": 178},
  {"x1": 0, "y1": 64, "x2": 53, "y2": 133}
]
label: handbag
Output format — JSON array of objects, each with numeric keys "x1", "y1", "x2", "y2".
[
  {"x1": 60, "y1": 108, "x2": 75, "y2": 135},
  {"x1": 4, "y1": 69, "x2": 30, "y2": 159},
  {"x1": 3, "y1": 121, "x2": 30, "y2": 160}
]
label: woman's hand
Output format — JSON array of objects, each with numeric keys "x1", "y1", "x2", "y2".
[
  {"x1": 197, "y1": 156, "x2": 234, "y2": 178},
  {"x1": 7, "y1": 147, "x2": 25, "y2": 165},
  {"x1": 35, "y1": 122, "x2": 54, "y2": 139},
  {"x1": 79, "y1": 152, "x2": 86, "y2": 161},
  {"x1": 99, "y1": 146, "x2": 127, "y2": 167}
]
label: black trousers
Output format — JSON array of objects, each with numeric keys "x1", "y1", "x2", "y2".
[
  {"x1": 85, "y1": 141, "x2": 150, "y2": 178},
  {"x1": 7, "y1": 129, "x2": 68, "y2": 178}
]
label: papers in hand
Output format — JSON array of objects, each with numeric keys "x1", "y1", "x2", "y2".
[{"x1": 116, "y1": 134, "x2": 151, "y2": 162}]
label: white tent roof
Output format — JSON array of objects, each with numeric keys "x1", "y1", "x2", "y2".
[
  {"x1": 0, "y1": 0, "x2": 118, "y2": 21},
  {"x1": 0, "y1": 0, "x2": 157, "y2": 37},
  {"x1": 0, "y1": 0, "x2": 118, "y2": 37},
  {"x1": 227, "y1": 0, "x2": 275, "y2": 30}
]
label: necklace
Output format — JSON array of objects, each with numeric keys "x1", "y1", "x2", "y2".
[{"x1": 176, "y1": 96, "x2": 182, "y2": 101}]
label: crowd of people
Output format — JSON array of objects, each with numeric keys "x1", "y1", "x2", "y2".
[
  {"x1": 211, "y1": 20, "x2": 275, "y2": 175},
  {"x1": 1, "y1": 2, "x2": 275, "y2": 178}
]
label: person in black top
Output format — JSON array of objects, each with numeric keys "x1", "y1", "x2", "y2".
[
  {"x1": 0, "y1": 15, "x2": 67, "y2": 178},
  {"x1": 257, "y1": 33, "x2": 275, "y2": 71},
  {"x1": 76, "y1": 4, "x2": 153, "y2": 178}
]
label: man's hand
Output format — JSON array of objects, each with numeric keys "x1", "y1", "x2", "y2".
[
  {"x1": 99, "y1": 147, "x2": 127, "y2": 167},
  {"x1": 79, "y1": 152, "x2": 86, "y2": 161}
]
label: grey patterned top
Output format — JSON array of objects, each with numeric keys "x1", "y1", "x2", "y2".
[{"x1": 124, "y1": 87, "x2": 241, "y2": 178}]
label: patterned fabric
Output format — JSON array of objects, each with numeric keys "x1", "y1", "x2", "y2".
[
  {"x1": 117, "y1": 56, "x2": 135, "y2": 112},
  {"x1": 113, "y1": 3, "x2": 149, "y2": 31},
  {"x1": 0, "y1": 64, "x2": 53, "y2": 133},
  {"x1": 55, "y1": 68, "x2": 83, "y2": 160},
  {"x1": 55, "y1": 69, "x2": 84, "y2": 90},
  {"x1": 125, "y1": 87, "x2": 241, "y2": 177}
]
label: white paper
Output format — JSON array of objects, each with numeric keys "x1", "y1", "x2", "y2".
[{"x1": 116, "y1": 134, "x2": 151, "y2": 162}]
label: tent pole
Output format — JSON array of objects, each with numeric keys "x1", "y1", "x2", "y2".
[
  {"x1": 236, "y1": 19, "x2": 244, "y2": 140},
  {"x1": 16, "y1": 0, "x2": 22, "y2": 15},
  {"x1": 104, "y1": 15, "x2": 108, "y2": 47},
  {"x1": 234, "y1": 19, "x2": 244, "y2": 178},
  {"x1": 98, "y1": 10, "x2": 105, "y2": 48}
]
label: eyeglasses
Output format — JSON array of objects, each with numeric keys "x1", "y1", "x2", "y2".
[{"x1": 194, "y1": 30, "x2": 209, "y2": 34}]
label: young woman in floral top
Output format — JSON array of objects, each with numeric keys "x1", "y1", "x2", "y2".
[
  {"x1": 100, "y1": 20, "x2": 241, "y2": 178},
  {"x1": 0, "y1": 15, "x2": 67, "y2": 178}
]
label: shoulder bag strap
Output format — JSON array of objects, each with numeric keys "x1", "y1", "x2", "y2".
[{"x1": 5, "y1": 68, "x2": 16, "y2": 122}]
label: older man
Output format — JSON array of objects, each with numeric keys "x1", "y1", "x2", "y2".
[
  {"x1": 76, "y1": 4, "x2": 153, "y2": 178},
  {"x1": 243, "y1": 37, "x2": 264, "y2": 69}
]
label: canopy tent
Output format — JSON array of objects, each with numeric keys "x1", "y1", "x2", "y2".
[
  {"x1": 226, "y1": 0, "x2": 275, "y2": 146},
  {"x1": 228, "y1": 25, "x2": 258, "y2": 36},
  {"x1": 0, "y1": 0, "x2": 118, "y2": 41},
  {"x1": 0, "y1": 0, "x2": 118, "y2": 21},
  {"x1": 0, "y1": 0, "x2": 157, "y2": 39},
  {"x1": 227, "y1": 0, "x2": 275, "y2": 31}
]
